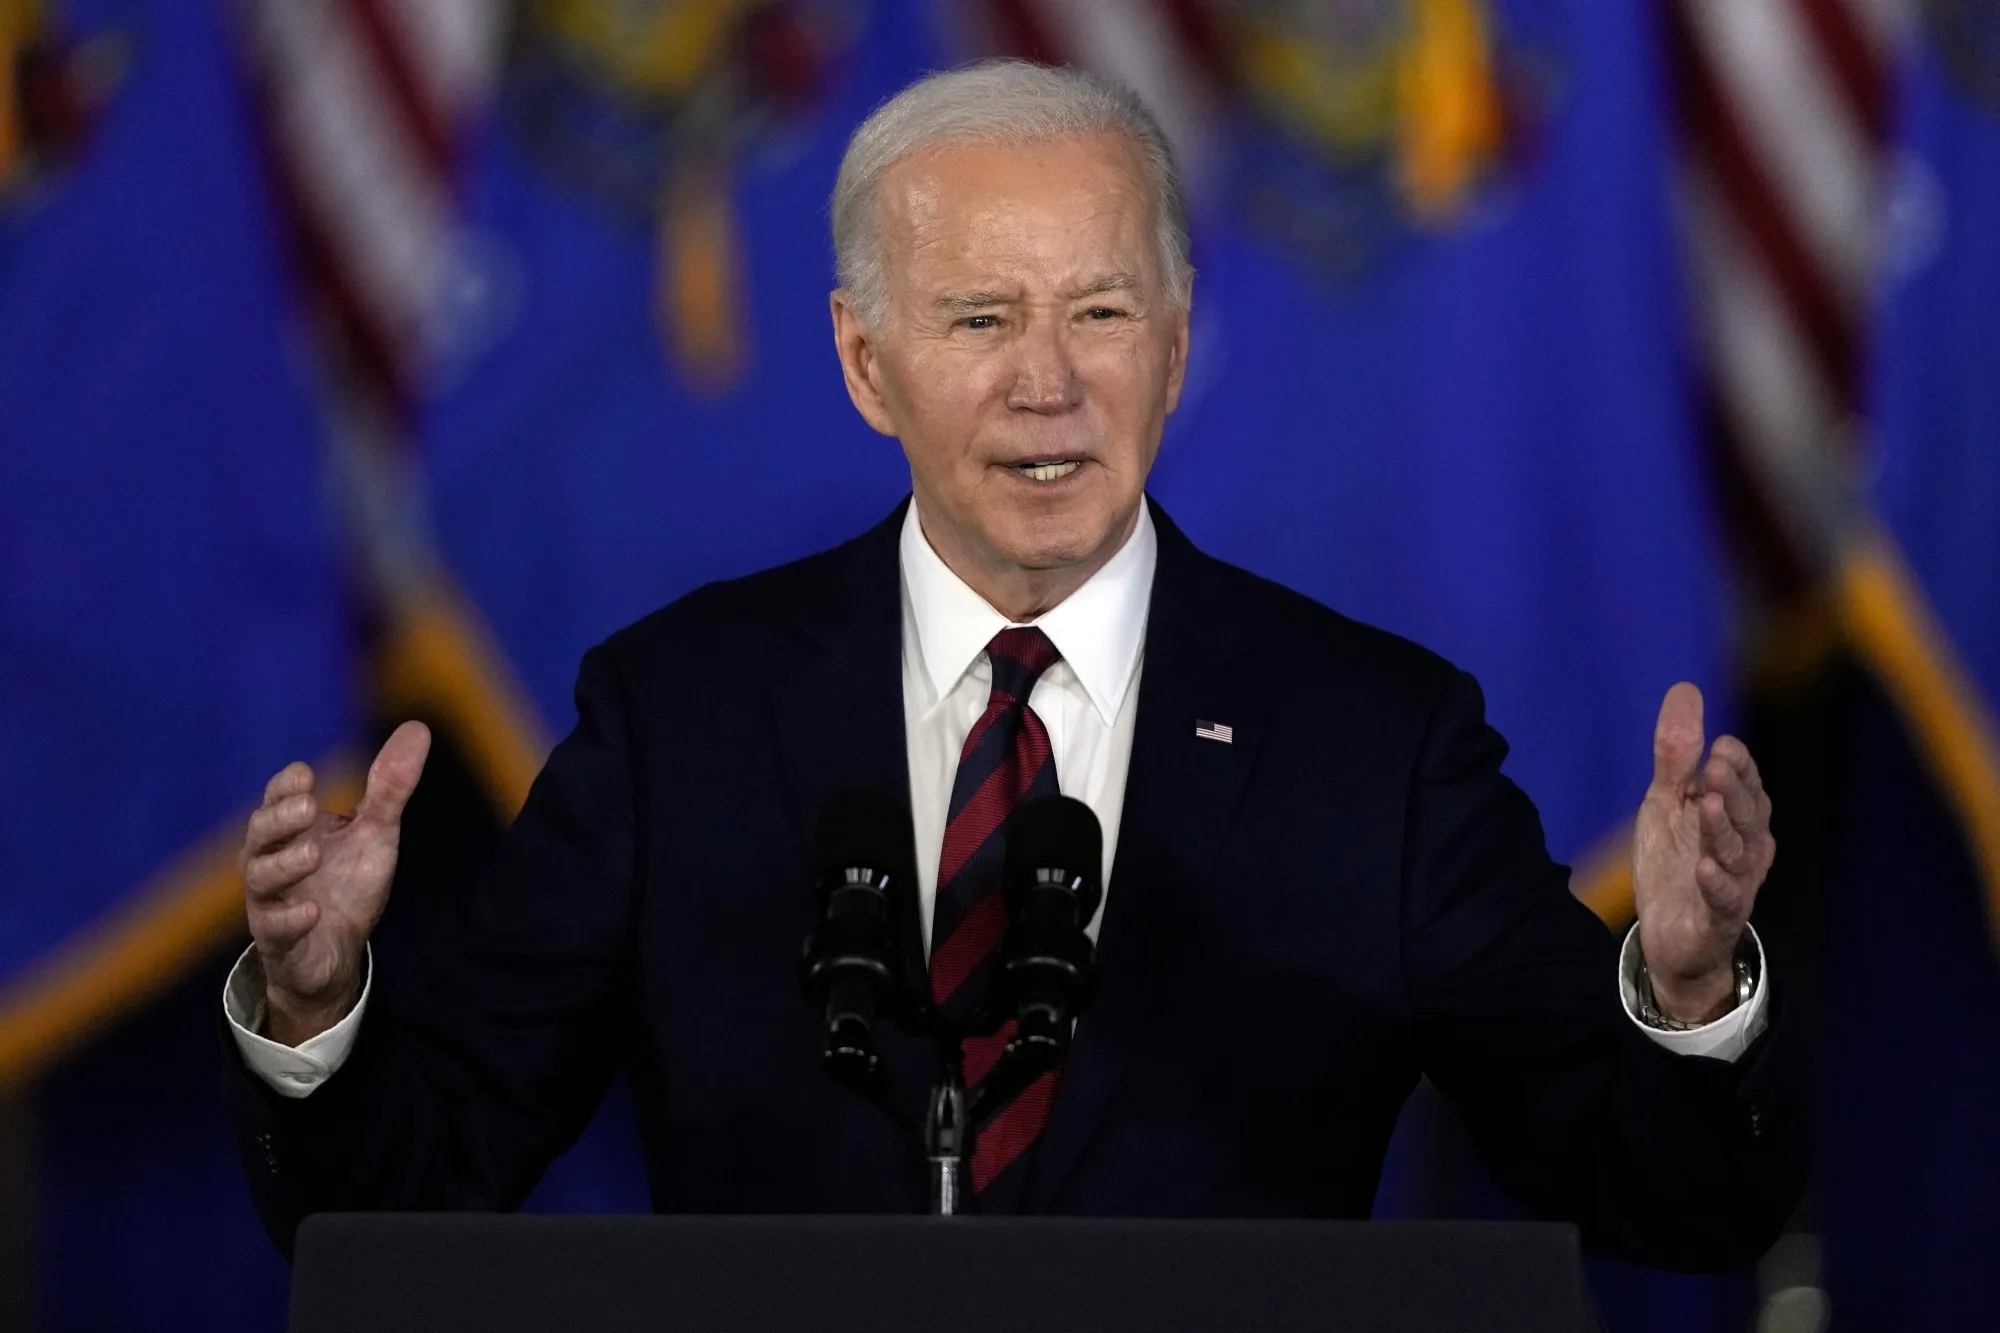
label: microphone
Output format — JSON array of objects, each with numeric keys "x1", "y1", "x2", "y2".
[
  {"x1": 800, "y1": 789, "x2": 913, "y2": 1087},
  {"x1": 998, "y1": 795, "x2": 1104, "y2": 1067}
]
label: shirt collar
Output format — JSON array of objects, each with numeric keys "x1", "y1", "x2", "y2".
[{"x1": 899, "y1": 500, "x2": 1156, "y2": 726}]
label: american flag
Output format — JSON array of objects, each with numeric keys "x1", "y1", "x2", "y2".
[
  {"x1": 233, "y1": 0, "x2": 547, "y2": 810},
  {"x1": 235, "y1": 0, "x2": 500, "y2": 422},
  {"x1": 233, "y1": 0, "x2": 503, "y2": 608},
  {"x1": 1663, "y1": 0, "x2": 1912, "y2": 624},
  {"x1": 1194, "y1": 719, "x2": 1235, "y2": 744}
]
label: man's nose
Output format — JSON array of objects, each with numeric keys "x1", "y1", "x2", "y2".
[{"x1": 1005, "y1": 316, "x2": 1080, "y2": 414}]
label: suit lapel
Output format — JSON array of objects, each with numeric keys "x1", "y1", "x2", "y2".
[
  {"x1": 1027, "y1": 500, "x2": 1265, "y2": 1211},
  {"x1": 767, "y1": 499, "x2": 936, "y2": 1131}
]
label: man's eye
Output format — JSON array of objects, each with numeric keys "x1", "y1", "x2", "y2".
[
  {"x1": 961, "y1": 314, "x2": 1000, "y2": 330},
  {"x1": 1085, "y1": 306, "x2": 1128, "y2": 321}
]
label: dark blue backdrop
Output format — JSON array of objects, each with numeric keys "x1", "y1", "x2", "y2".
[{"x1": 6, "y1": 2, "x2": 1997, "y2": 1329}]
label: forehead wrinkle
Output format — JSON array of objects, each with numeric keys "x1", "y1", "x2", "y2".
[
  {"x1": 878, "y1": 136, "x2": 1164, "y2": 312},
  {"x1": 928, "y1": 210, "x2": 1155, "y2": 297},
  {"x1": 899, "y1": 147, "x2": 1145, "y2": 240}
]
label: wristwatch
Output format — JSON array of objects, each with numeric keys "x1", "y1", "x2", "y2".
[{"x1": 1636, "y1": 933, "x2": 1759, "y2": 1032}]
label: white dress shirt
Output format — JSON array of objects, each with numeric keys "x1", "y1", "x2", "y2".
[
  {"x1": 227, "y1": 502, "x2": 1767, "y2": 1094},
  {"x1": 901, "y1": 500, "x2": 1153, "y2": 951}
]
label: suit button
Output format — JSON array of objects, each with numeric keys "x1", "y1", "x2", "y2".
[{"x1": 1748, "y1": 1108, "x2": 1766, "y2": 1140}]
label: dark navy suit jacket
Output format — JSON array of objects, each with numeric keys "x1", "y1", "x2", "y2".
[{"x1": 230, "y1": 499, "x2": 1808, "y2": 1269}]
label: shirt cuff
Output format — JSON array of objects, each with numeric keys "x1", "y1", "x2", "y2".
[
  {"x1": 223, "y1": 944, "x2": 370, "y2": 1099},
  {"x1": 1617, "y1": 924, "x2": 1769, "y2": 1063}
]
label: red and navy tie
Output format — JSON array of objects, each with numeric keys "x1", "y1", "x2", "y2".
[{"x1": 929, "y1": 626, "x2": 1064, "y2": 1205}]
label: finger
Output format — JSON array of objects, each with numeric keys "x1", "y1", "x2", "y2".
[
  {"x1": 244, "y1": 793, "x2": 318, "y2": 856},
  {"x1": 252, "y1": 899, "x2": 320, "y2": 950},
  {"x1": 1710, "y1": 734, "x2": 1755, "y2": 777},
  {"x1": 1703, "y1": 756, "x2": 1758, "y2": 832},
  {"x1": 1700, "y1": 791, "x2": 1747, "y2": 869},
  {"x1": 1714, "y1": 736, "x2": 1777, "y2": 854},
  {"x1": 263, "y1": 761, "x2": 316, "y2": 806},
  {"x1": 1696, "y1": 857, "x2": 1748, "y2": 913},
  {"x1": 1650, "y1": 682, "x2": 1705, "y2": 796},
  {"x1": 355, "y1": 721, "x2": 432, "y2": 829},
  {"x1": 1713, "y1": 735, "x2": 1771, "y2": 808},
  {"x1": 244, "y1": 838, "x2": 322, "y2": 899},
  {"x1": 1713, "y1": 736, "x2": 1769, "y2": 805}
]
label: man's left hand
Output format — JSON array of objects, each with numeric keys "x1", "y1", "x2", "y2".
[{"x1": 1630, "y1": 682, "x2": 1776, "y2": 1023}]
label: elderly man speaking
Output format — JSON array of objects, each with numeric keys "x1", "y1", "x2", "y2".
[{"x1": 227, "y1": 62, "x2": 1805, "y2": 1265}]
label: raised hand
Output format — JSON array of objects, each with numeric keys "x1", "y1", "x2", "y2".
[
  {"x1": 1631, "y1": 683, "x2": 1775, "y2": 1023},
  {"x1": 238, "y1": 722, "x2": 432, "y2": 1045}
]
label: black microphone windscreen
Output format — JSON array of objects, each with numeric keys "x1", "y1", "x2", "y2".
[
  {"x1": 1005, "y1": 795, "x2": 1103, "y2": 894},
  {"x1": 813, "y1": 788, "x2": 914, "y2": 878}
]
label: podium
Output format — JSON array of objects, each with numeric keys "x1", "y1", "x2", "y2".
[{"x1": 289, "y1": 1214, "x2": 1597, "y2": 1332}]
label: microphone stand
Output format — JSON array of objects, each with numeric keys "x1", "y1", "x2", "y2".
[
  {"x1": 924, "y1": 1049, "x2": 967, "y2": 1216},
  {"x1": 821, "y1": 996, "x2": 1064, "y2": 1216},
  {"x1": 923, "y1": 1021, "x2": 1072, "y2": 1215}
]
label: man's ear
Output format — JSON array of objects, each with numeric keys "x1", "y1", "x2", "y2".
[
  {"x1": 1162, "y1": 276, "x2": 1194, "y2": 416},
  {"x1": 830, "y1": 290, "x2": 898, "y2": 437}
]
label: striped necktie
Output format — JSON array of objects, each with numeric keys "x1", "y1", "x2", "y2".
[{"x1": 928, "y1": 626, "x2": 1063, "y2": 1207}]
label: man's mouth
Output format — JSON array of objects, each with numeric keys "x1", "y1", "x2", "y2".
[{"x1": 1010, "y1": 459, "x2": 1084, "y2": 482}]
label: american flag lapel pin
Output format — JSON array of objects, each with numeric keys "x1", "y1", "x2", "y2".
[{"x1": 1194, "y1": 719, "x2": 1234, "y2": 744}]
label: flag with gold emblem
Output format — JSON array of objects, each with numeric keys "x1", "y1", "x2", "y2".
[
  {"x1": 420, "y1": 0, "x2": 932, "y2": 730},
  {"x1": 0, "y1": 0, "x2": 351, "y2": 1087}
]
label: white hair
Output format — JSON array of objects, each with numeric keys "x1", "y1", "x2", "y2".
[{"x1": 830, "y1": 59, "x2": 1194, "y2": 326}]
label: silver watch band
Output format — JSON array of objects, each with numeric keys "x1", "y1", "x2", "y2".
[{"x1": 1636, "y1": 934, "x2": 1759, "y2": 1031}]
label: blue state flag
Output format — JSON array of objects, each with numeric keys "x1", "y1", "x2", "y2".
[
  {"x1": 421, "y1": 2, "x2": 945, "y2": 736},
  {"x1": 0, "y1": 0, "x2": 351, "y2": 1081},
  {"x1": 1151, "y1": 0, "x2": 1722, "y2": 890}
]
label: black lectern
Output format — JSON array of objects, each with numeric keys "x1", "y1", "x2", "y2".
[{"x1": 290, "y1": 1214, "x2": 1595, "y2": 1332}]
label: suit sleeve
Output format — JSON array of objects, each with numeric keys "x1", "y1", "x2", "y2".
[
  {"x1": 225, "y1": 643, "x2": 641, "y2": 1255},
  {"x1": 1402, "y1": 670, "x2": 1810, "y2": 1271}
]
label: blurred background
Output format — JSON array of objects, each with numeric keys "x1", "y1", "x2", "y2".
[{"x1": 1, "y1": 0, "x2": 1995, "y2": 1328}]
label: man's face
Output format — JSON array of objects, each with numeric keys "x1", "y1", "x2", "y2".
[{"x1": 833, "y1": 133, "x2": 1190, "y2": 593}]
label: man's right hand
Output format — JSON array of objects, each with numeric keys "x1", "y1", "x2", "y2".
[{"x1": 239, "y1": 721, "x2": 432, "y2": 1046}]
